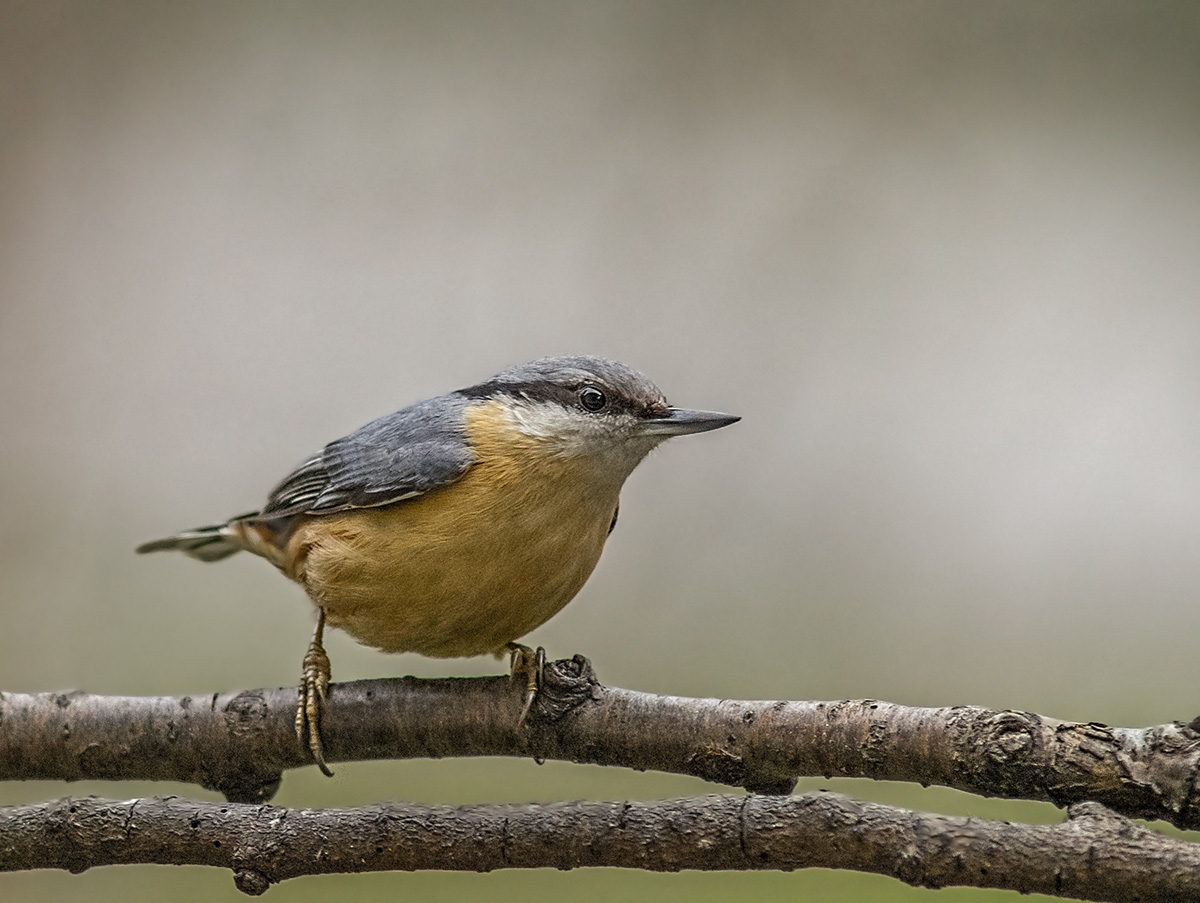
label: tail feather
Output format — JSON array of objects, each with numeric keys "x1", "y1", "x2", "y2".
[{"x1": 136, "y1": 523, "x2": 243, "y2": 562}]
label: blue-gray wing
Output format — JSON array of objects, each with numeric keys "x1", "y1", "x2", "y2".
[{"x1": 255, "y1": 395, "x2": 475, "y2": 519}]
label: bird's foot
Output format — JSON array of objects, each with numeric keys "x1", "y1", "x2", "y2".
[
  {"x1": 506, "y1": 642, "x2": 546, "y2": 726},
  {"x1": 296, "y1": 610, "x2": 334, "y2": 777}
]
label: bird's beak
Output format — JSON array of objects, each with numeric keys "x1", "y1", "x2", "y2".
[{"x1": 636, "y1": 407, "x2": 740, "y2": 437}]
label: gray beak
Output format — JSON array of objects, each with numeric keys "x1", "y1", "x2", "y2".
[{"x1": 637, "y1": 407, "x2": 740, "y2": 437}]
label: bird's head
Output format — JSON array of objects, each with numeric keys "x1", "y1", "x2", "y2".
[{"x1": 457, "y1": 355, "x2": 738, "y2": 484}]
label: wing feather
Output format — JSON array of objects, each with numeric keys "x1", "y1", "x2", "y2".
[{"x1": 253, "y1": 395, "x2": 475, "y2": 520}]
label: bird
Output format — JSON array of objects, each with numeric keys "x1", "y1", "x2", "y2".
[{"x1": 137, "y1": 356, "x2": 738, "y2": 774}]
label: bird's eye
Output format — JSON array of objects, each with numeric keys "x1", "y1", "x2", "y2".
[{"x1": 579, "y1": 386, "x2": 607, "y2": 412}]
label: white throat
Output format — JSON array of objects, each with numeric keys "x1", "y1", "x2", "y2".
[{"x1": 503, "y1": 399, "x2": 662, "y2": 482}]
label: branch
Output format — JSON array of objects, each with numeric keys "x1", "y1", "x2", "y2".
[
  {"x1": 3, "y1": 656, "x2": 1200, "y2": 826},
  {"x1": 1, "y1": 793, "x2": 1196, "y2": 900}
]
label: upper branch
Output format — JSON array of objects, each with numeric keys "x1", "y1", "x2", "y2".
[{"x1": 3, "y1": 656, "x2": 1199, "y2": 827}]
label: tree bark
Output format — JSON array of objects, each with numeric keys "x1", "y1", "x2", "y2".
[
  {"x1": 2, "y1": 656, "x2": 1199, "y2": 829},
  {"x1": 0, "y1": 793, "x2": 1196, "y2": 900}
]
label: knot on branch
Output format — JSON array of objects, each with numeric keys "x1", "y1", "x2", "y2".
[
  {"x1": 210, "y1": 773, "x2": 283, "y2": 806},
  {"x1": 198, "y1": 691, "x2": 284, "y2": 804},
  {"x1": 958, "y1": 710, "x2": 1042, "y2": 794},
  {"x1": 685, "y1": 747, "x2": 796, "y2": 796},
  {"x1": 532, "y1": 655, "x2": 603, "y2": 722},
  {"x1": 982, "y1": 712, "x2": 1036, "y2": 764},
  {"x1": 233, "y1": 866, "x2": 271, "y2": 896},
  {"x1": 686, "y1": 745, "x2": 748, "y2": 787}
]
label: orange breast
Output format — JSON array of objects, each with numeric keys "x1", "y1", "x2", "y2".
[{"x1": 279, "y1": 399, "x2": 622, "y2": 657}]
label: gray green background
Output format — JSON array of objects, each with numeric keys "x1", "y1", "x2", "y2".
[{"x1": 3, "y1": 2, "x2": 1200, "y2": 900}]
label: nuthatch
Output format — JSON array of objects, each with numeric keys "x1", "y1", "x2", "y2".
[{"x1": 138, "y1": 356, "x2": 738, "y2": 773}]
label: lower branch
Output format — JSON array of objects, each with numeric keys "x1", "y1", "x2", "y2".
[{"x1": 0, "y1": 793, "x2": 1196, "y2": 901}]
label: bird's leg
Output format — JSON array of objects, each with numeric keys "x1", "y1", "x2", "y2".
[
  {"x1": 506, "y1": 641, "x2": 546, "y2": 726},
  {"x1": 296, "y1": 608, "x2": 334, "y2": 777}
]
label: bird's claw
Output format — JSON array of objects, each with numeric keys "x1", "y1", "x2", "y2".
[
  {"x1": 506, "y1": 642, "x2": 546, "y2": 726},
  {"x1": 296, "y1": 610, "x2": 334, "y2": 776}
]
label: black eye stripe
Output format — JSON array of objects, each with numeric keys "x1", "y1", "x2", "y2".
[{"x1": 457, "y1": 378, "x2": 662, "y2": 417}]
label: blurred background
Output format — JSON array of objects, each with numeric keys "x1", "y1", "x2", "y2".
[{"x1": 3, "y1": 1, "x2": 1200, "y2": 900}]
